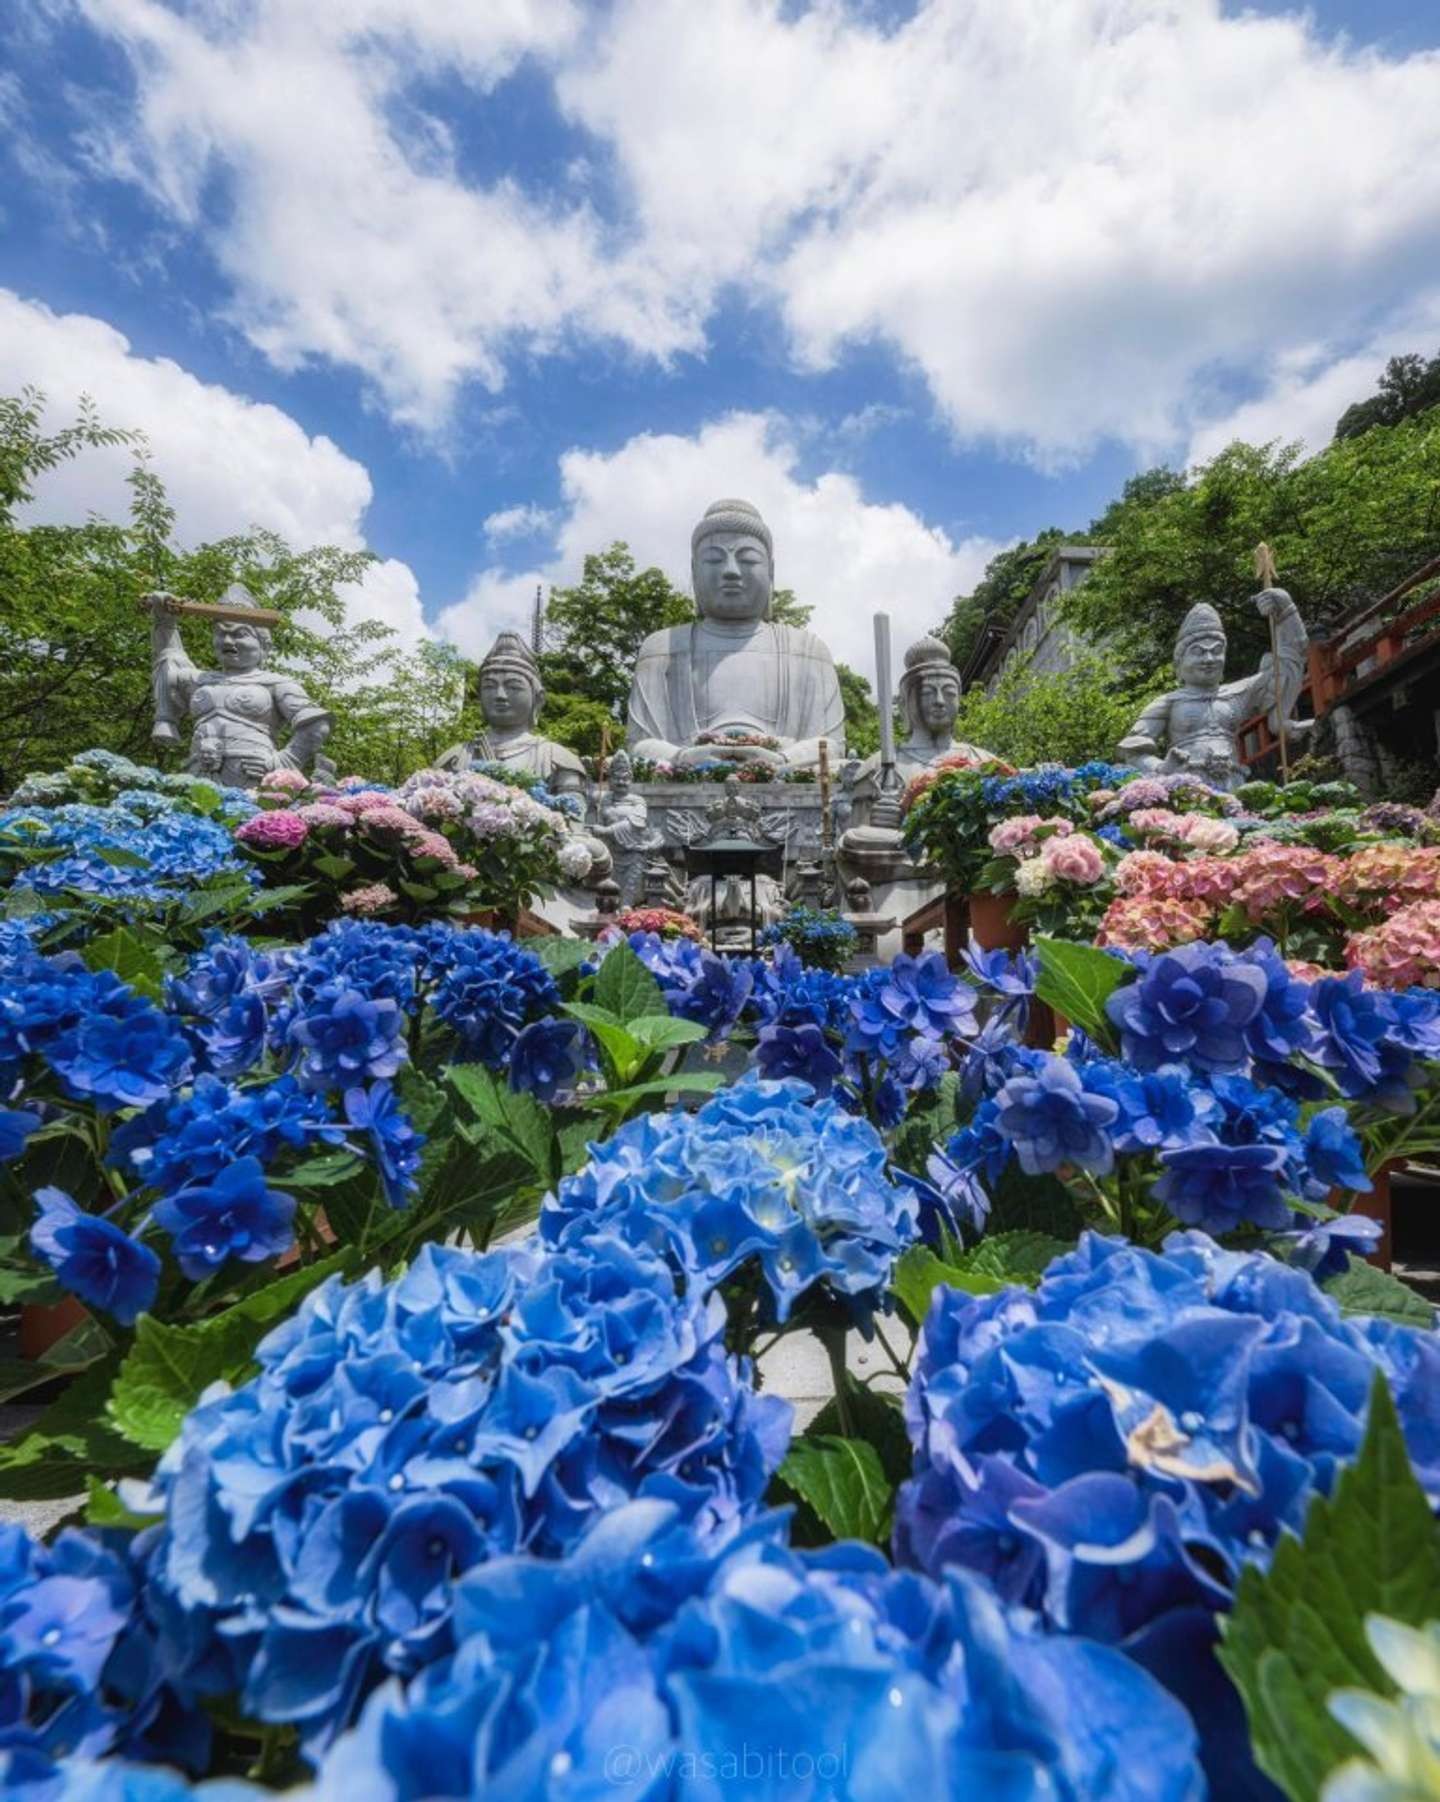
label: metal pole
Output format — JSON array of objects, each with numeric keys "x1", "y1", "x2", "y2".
[{"x1": 873, "y1": 612, "x2": 900, "y2": 828}]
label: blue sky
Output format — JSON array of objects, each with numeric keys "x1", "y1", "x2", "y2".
[{"x1": 2, "y1": 0, "x2": 1439, "y2": 677}]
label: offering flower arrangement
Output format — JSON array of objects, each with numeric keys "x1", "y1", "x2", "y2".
[
  {"x1": 7, "y1": 746, "x2": 1440, "y2": 1801},
  {"x1": 610, "y1": 905, "x2": 703, "y2": 940}
]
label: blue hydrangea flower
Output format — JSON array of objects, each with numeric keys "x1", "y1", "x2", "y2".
[
  {"x1": 1078, "y1": 1059, "x2": 1217, "y2": 1153},
  {"x1": 1276, "y1": 1211, "x2": 1384, "y2": 1281},
  {"x1": 114, "y1": 1074, "x2": 340, "y2": 1194},
  {"x1": 0, "y1": 1104, "x2": 41, "y2": 1163},
  {"x1": 1302, "y1": 1105, "x2": 1372, "y2": 1196},
  {"x1": 896, "y1": 1230, "x2": 1440, "y2": 1799},
  {"x1": 343, "y1": 1082, "x2": 424, "y2": 1208},
  {"x1": 142, "y1": 1239, "x2": 789, "y2": 1750},
  {"x1": 542, "y1": 1074, "x2": 920, "y2": 1328},
  {"x1": 994, "y1": 1055, "x2": 1119, "y2": 1176},
  {"x1": 1106, "y1": 942, "x2": 1267, "y2": 1075},
  {"x1": 1152, "y1": 1141, "x2": 1290, "y2": 1234},
  {"x1": 627, "y1": 933, "x2": 753, "y2": 1038},
  {"x1": 29, "y1": 1188, "x2": 159, "y2": 1326},
  {"x1": 747, "y1": 943, "x2": 851, "y2": 1034},
  {"x1": 43, "y1": 986, "x2": 193, "y2": 1111},
  {"x1": 283, "y1": 984, "x2": 408, "y2": 1093},
  {"x1": 754, "y1": 1021, "x2": 843, "y2": 1093},
  {"x1": 309, "y1": 1498, "x2": 1202, "y2": 1802},
  {"x1": 507, "y1": 1018, "x2": 587, "y2": 1103},
  {"x1": 426, "y1": 931, "x2": 558, "y2": 1067},
  {"x1": 151, "y1": 1156, "x2": 297, "y2": 1280},
  {"x1": 168, "y1": 935, "x2": 290, "y2": 1078},
  {"x1": 1310, "y1": 972, "x2": 1414, "y2": 1111}
]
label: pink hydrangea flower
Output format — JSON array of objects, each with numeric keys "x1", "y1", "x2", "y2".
[
  {"x1": 1096, "y1": 894, "x2": 1213, "y2": 952},
  {"x1": 259, "y1": 768, "x2": 308, "y2": 795},
  {"x1": 357, "y1": 804, "x2": 421, "y2": 837},
  {"x1": 340, "y1": 882, "x2": 400, "y2": 917},
  {"x1": 297, "y1": 802, "x2": 353, "y2": 830},
  {"x1": 1346, "y1": 900, "x2": 1440, "y2": 989},
  {"x1": 1040, "y1": 832, "x2": 1106, "y2": 885},
  {"x1": 1174, "y1": 814, "x2": 1240, "y2": 855},
  {"x1": 236, "y1": 809, "x2": 309, "y2": 850},
  {"x1": 1114, "y1": 850, "x2": 1177, "y2": 897},
  {"x1": 407, "y1": 827, "x2": 460, "y2": 868},
  {"x1": 988, "y1": 815, "x2": 1048, "y2": 855}
]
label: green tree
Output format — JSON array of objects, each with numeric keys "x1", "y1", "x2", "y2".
[
  {"x1": 950, "y1": 652, "x2": 1163, "y2": 768},
  {"x1": 836, "y1": 662, "x2": 879, "y2": 756},
  {"x1": 1062, "y1": 415, "x2": 1440, "y2": 681},
  {"x1": 942, "y1": 528, "x2": 1068, "y2": 671},
  {"x1": 539, "y1": 542, "x2": 692, "y2": 737},
  {"x1": 1335, "y1": 351, "x2": 1440, "y2": 440}
]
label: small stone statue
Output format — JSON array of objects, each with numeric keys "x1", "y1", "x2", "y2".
[
  {"x1": 438, "y1": 631, "x2": 586, "y2": 794},
  {"x1": 1117, "y1": 589, "x2": 1310, "y2": 790},
  {"x1": 145, "y1": 585, "x2": 332, "y2": 787},
  {"x1": 626, "y1": 498, "x2": 845, "y2": 772},
  {"x1": 589, "y1": 750, "x2": 663, "y2": 905},
  {"x1": 839, "y1": 633, "x2": 992, "y2": 870}
]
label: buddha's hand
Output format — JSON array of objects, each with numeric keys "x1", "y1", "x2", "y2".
[
  {"x1": 679, "y1": 742, "x2": 785, "y2": 770},
  {"x1": 141, "y1": 590, "x2": 187, "y2": 616}
]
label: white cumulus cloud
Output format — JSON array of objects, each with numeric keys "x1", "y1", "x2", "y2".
[
  {"x1": 67, "y1": 0, "x2": 1440, "y2": 460},
  {"x1": 0, "y1": 289, "x2": 429, "y2": 650},
  {"x1": 437, "y1": 411, "x2": 1002, "y2": 684}
]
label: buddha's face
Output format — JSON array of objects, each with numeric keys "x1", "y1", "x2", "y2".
[
  {"x1": 693, "y1": 532, "x2": 772, "y2": 624},
  {"x1": 479, "y1": 668, "x2": 539, "y2": 730},
  {"x1": 1177, "y1": 632, "x2": 1227, "y2": 690},
  {"x1": 214, "y1": 621, "x2": 265, "y2": 673},
  {"x1": 914, "y1": 673, "x2": 961, "y2": 733}
]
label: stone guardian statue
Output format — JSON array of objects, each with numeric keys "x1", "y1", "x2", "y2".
[
  {"x1": 626, "y1": 498, "x2": 845, "y2": 772},
  {"x1": 1117, "y1": 589, "x2": 1309, "y2": 790},
  {"x1": 438, "y1": 631, "x2": 586, "y2": 794},
  {"x1": 589, "y1": 750, "x2": 663, "y2": 905},
  {"x1": 144, "y1": 585, "x2": 332, "y2": 787}
]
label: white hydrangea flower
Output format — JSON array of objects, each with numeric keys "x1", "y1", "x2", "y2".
[{"x1": 1324, "y1": 1616, "x2": 1440, "y2": 1802}]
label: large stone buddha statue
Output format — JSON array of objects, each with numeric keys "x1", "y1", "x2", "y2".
[{"x1": 626, "y1": 498, "x2": 845, "y2": 772}]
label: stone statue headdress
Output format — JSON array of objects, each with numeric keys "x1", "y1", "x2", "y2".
[
  {"x1": 899, "y1": 632, "x2": 958, "y2": 698},
  {"x1": 607, "y1": 748, "x2": 633, "y2": 783},
  {"x1": 691, "y1": 498, "x2": 774, "y2": 563},
  {"x1": 1175, "y1": 602, "x2": 1226, "y2": 654},
  {"x1": 479, "y1": 630, "x2": 542, "y2": 683}
]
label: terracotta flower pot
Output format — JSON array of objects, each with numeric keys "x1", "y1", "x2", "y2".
[
  {"x1": 20, "y1": 1295, "x2": 88, "y2": 1362},
  {"x1": 967, "y1": 889, "x2": 1028, "y2": 953}
]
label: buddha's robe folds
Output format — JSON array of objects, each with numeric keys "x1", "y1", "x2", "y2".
[{"x1": 626, "y1": 620, "x2": 845, "y2": 769}]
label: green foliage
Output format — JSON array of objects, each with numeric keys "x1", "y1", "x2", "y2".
[
  {"x1": 1064, "y1": 418, "x2": 1440, "y2": 681},
  {"x1": 539, "y1": 542, "x2": 692, "y2": 747},
  {"x1": 836, "y1": 660, "x2": 880, "y2": 757},
  {"x1": 1219, "y1": 1375, "x2": 1440, "y2": 1802},
  {"x1": 1334, "y1": 353, "x2": 1440, "y2": 441},
  {"x1": 950, "y1": 650, "x2": 1161, "y2": 769},
  {"x1": 1032, "y1": 936, "x2": 1127, "y2": 1046},
  {"x1": 893, "y1": 1245, "x2": 1001, "y2": 1323},
  {"x1": 777, "y1": 1435, "x2": 893, "y2": 1545},
  {"x1": 892, "y1": 1229, "x2": 1070, "y2": 1326},
  {"x1": 1323, "y1": 1256, "x2": 1436, "y2": 1328},
  {"x1": 943, "y1": 528, "x2": 1068, "y2": 671}
]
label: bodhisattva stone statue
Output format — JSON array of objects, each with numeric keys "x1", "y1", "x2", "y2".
[
  {"x1": 1117, "y1": 589, "x2": 1309, "y2": 790},
  {"x1": 626, "y1": 498, "x2": 845, "y2": 772},
  {"x1": 145, "y1": 585, "x2": 332, "y2": 787},
  {"x1": 839, "y1": 633, "x2": 993, "y2": 867},
  {"x1": 865, "y1": 634, "x2": 993, "y2": 786},
  {"x1": 589, "y1": 751, "x2": 663, "y2": 906},
  {"x1": 438, "y1": 631, "x2": 586, "y2": 795}
]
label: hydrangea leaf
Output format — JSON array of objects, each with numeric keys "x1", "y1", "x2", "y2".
[
  {"x1": 86, "y1": 1476, "x2": 161, "y2": 1531},
  {"x1": 584, "y1": 1072, "x2": 726, "y2": 1115},
  {"x1": 1032, "y1": 936, "x2": 1127, "y2": 1046},
  {"x1": 1323, "y1": 1255, "x2": 1435, "y2": 1329},
  {"x1": 532, "y1": 936, "x2": 592, "y2": 982},
  {"x1": 777, "y1": 1434, "x2": 893, "y2": 1545},
  {"x1": 625, "y1": 1014, "x2": 710, "y2": 1054},
  {"x1": 562, "y1": 1001, "x2": 644, "y2": 1082},
  {"x1": 1218, "y1": 1373, "x2": 1440, "y2": 1802},
  {"x1": 109, "y1": 1256, "x2": 355, "y2": 1453},
  {"x1": 592, "y1": 937, "x2": 667, "y2": 1023},
  {"x1": 279, "y1": 1150, "x2": 369, "y2": 1188},
  {"x1": 448, "y1": 1064, "x2": 557, "y2": 1183},
  {"x1": 806, "y1": 1383, "x2": 913, "y2": 1489},
  {"x1": 893, "y1": 1245, "x2": 1002, "y2": 1325},
  {"x1": 951, "y1": 1230, "x2": 1073, "y2": 1288},
  {"x1": 0, "y1": 1357, "x2": 148, "y2": 1499},
  {"x1": 311, "y1": 852, "x2": 356, "y2": 880},
  {"x1": 80, "y1": 924, "x2": 168, "y2": 1001}
]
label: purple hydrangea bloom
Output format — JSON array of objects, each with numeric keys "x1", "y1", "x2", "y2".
[
  {"x1": 151, "y1": 1156, "x2": 297, "y2": 1279},
  {"x1": 1106, "y1": 942, "x2": 1267, "y2": 1075},
  {"x1": 994, "y1": 1054, "x2": 1119, "y2": 1176},
  {"x1": 1152, "y1": 1141, "x2": 1290, "y2": 1234},
  {"x1": 343, "y1": 1081, "x2": 425, "y2": 1207},
  {"x1": 507, "y1": 1018, "x2": 587, "y2": 1103}
]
